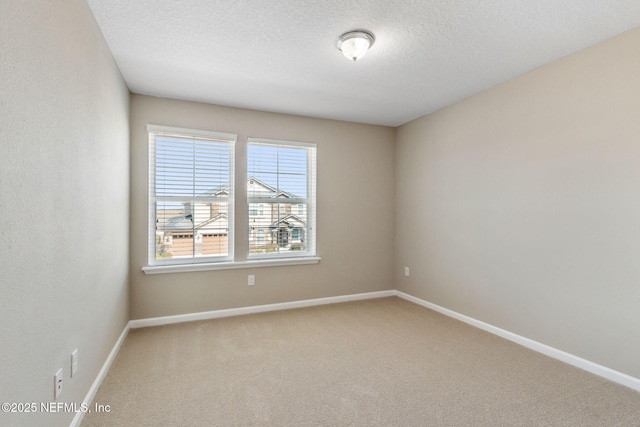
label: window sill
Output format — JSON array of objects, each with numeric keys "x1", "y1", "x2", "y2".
[{"x1": 142, "y1": 256, "x2": 321, "y2": 275}]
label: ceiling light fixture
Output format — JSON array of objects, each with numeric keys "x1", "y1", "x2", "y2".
[{"x1": 337, "y1": 30, "x2": 375, "y2": 62}]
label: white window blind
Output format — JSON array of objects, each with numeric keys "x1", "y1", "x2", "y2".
[
  {"x1": 148, "y1": 125, "x2": 235, "y2": 266},
  {"x1": 247, "y1": 138, "x2": 316, "y2": 259}
]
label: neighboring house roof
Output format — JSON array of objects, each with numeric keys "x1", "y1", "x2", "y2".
[
  {"x1": 247, "y1": 176, "x2": 297, "y2": 199},
  {"x1": 196, "y1": 213, "x2": 228, "y2": 231},
  {"x1": 271, "y1": 214, "x2": 305, "y2": 228},
  {"x1": 162, "y1": 213, "x2": 228, "y2": 232},
  {"x1": 198, "y1": 186, "x2": 229, "y2": 197},
  {"x1": 198, "y1": 177, "x2": 298, "y2": 198},
  {"x1": 163, "y1": 214, "x2": 194, "y2": 231}
]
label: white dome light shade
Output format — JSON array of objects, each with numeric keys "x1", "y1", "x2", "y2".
[{"x1": 337, "y1": 31, "x2": 375, "y2": 61}]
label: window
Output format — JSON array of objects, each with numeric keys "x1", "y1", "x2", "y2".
[
  {"x1": 144, "y1": 127, "x2": 319, "y2": 273},
  {"x1": 247, "y1": 138, "x2": 316, "y2": 258},
  {"x1": 148, "y1": 125, "x2": 235, "y2": 266}
]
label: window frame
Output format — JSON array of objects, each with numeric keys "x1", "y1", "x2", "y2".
[
  {"x1": 142, "y1": 128, "x2": 321, "y2": 275},
  {"x1": 246, "y1": 138, "x2": 317, "y2": 260},
  {"x1": 146, "y1": 124, "x2": 236, "y2": 267}
]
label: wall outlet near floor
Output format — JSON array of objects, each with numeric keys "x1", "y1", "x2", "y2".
[
  {"x1": 404, "y1": 267, "x2": 410, "y2": 277},
  {"x1": 54, "y1": 368, "x2": 63, "y2": 400},
  {"x1": 248, "y1": 275, "x2": 255, "y2": 286},
  {"x1": 71, "y1": 349, "x2": 78, "y2": 377}
]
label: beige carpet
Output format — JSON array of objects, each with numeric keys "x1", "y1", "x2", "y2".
[{"x1": 81, "y1": 297, "x2": 640, "y2": 426}]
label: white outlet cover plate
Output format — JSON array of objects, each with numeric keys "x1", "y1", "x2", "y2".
[
  {"x1": 54, "y1": 368, "x2": 63, "y2": 399},
  {"x1": 71, "y1": 349, "x2": 78, "y2": 377}
]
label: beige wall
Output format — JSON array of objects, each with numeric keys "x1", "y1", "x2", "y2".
[
  {"x1": 395, "y1": 27, "x2": 640, "y2": 379},
  {"x1": 0, "y1": 1, "x2": 130, "y2": 426},
  {"x1": 2, "y1": 3, "x2": 637, "y2": 420},
  {"x1": 130, "y1": 95, "x2": 395, "y2": 319}
]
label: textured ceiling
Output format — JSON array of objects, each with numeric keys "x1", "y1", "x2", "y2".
[{"x1": 86, "y1": 0, "x2": 640, "y2": 126}]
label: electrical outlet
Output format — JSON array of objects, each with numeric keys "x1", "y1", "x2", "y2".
[
  {"x1": 404, "y1": 267, "x2": 410, "y2": 277},
  {"x1": 248, "y1": 275, "x2": 255, "y2": 286},
  {"x1": 54, "y1": 368, "x2": 63, "y2": 400},
  {"x1": 71, "y1": 349, "x2": 78, "y2": 377}
]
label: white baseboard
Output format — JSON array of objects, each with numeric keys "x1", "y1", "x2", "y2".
[
  {"x1": 69, "y1": 322, "x2": 131, "y2": 427},
  {"x1": 395, "y1": 290, "x2": 640, "y2": 392},
  {"x1": 129, "y1": 290, "x2": 395, "y2": 329}
]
